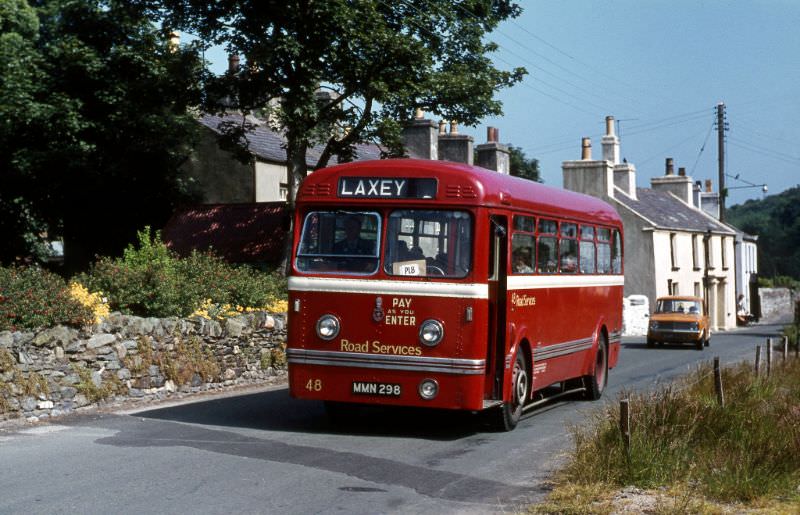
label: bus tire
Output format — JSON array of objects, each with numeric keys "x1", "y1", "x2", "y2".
[
  {"x1": 493, "y1": 350, "x2": 529, "y2": 431},
  {"x1": 585, "y1": 337, "x2": 608, "y2": 401}
]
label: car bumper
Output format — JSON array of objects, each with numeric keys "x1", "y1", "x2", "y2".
[{"x1": 647, "y1": 329, "x2": 703, "y2": 342}]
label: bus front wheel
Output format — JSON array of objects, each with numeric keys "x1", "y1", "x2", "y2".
[{"x1": 493, "y1": 350, "x2": 529, "y2": 431}]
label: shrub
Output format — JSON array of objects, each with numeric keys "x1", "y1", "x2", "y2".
[
  {"x1": 81, "y1": 227, "x2": 287, "y2": 318},
  {"x1": 0, "y1": 266, "x2": 94, "y2": 331}
]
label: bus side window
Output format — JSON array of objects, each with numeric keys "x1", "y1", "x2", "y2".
[{"x1": 537, "y1": 236, "x2": 557, "y2": 273}]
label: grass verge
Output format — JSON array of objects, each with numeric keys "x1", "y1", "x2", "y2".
[{"x1": 529, "y1": 352, "x2": 800, "y2": 514}]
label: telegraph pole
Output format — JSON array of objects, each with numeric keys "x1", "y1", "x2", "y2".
[{"x1": 716, "y1": 102, "x2": 728, "y2": 221}]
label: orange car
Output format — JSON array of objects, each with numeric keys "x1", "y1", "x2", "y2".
[{"x1": 647, "y1": 295, "x2": 710, "y2": 350}]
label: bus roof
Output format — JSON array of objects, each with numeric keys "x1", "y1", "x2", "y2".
[{"x1": 298, "y1": 159, "x2": 621, "y2": 226}]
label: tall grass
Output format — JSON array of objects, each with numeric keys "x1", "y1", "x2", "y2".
[{"x1": 562, "y1": 356, "x2": 800, "y2": 503}]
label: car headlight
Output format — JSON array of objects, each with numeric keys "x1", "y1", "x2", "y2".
[
  {"x1": 649, "y1": 321, "x2": 659, "y2": 330},
  {"x1": 689, "y1": 322, "x2": 699, "y2": 331},
  {"x1": 316, "y1": 314, "x2": 340, "y2": 341},
  {"x1": 419, "y1": 319, "x2": 444, "y2": 346}
]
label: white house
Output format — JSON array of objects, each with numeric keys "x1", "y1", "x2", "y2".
[{"x1": 563, "y1": 117, "x2": 737, "y2": 331}]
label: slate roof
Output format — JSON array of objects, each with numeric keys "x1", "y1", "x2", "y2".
[
  {"x1": 199, "y1": 113, "x2": 401, "y2": 167},
  {"x1": 162, "y1": 202, "x2": 288, "y2": 265},
  {"x1": 615, "y1": 187, "x2": 734, "y2": 234}
]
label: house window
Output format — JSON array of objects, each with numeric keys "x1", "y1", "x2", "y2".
[
  {"x1": 707, "y1": 236, "x2": 715, "y2": 269},
  {"x1": 694, "y1": 282, "x2": 701, "y2": 298},
  {"x1": 692, "y1": 235, "x2": 700, "y2": 270},
  {"x1": 670, "y1": 233, "x2": 678, "y2": 270},
  {"x1": 279, "y1": 183, "x2": 288, "y2": 200},
  {"x1": 721, "y1": 237, "x2": 728, "y2": 269},
  {"x1": 670, "y1": 281, "x2": 679, "y2": 295}
]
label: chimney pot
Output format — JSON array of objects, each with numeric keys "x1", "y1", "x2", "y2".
[
  {"x1": 678, "y1": 167, "x2": 686, "y2": 177},
  {"x1": 581, "y1": 137, "x2": 592, "y2": 160},
  {"x1": 705, "y1": 179, "x2": 713, "y2": 193},
  {"x1": 487, "y1": 126, "x2": 499, "y2": 143},
  {"x1": 605, "y1": 116, "x2": 615, "y2": 136},
  {"x1": 665, "y1": 157, "x2": 674, "y2": 175},
  {"x1": 228, "y1": 54, "x2": 240, "y2": 73},
  {"x1": 438, "y1": 120, "x2": 446, "y2": 135},
  {"x1": 414, "y1": 108, "x2": 424, "y2": 120},
  {"x1": 449, "y1": 120, "x2": 458, "y2": 135}
]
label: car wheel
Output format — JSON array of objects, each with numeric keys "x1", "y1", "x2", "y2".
[
  {"x1": 695, "y1": 337, "x2": 704, "y2": 350},
  {"x1": 646, "y1": 337, "x2": 655, "y2": 348}
]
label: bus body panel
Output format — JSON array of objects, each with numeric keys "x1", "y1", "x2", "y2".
[{"x1": 288, "y1": 159, "x2": 624, "y2": 417}]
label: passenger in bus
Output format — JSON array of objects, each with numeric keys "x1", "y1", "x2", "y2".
[
  {"x1": 394, "y1": 240, "x2": 410, "y2": 261},
  {"x1": 512, "y1": 249, "x2": 534, "y2": 274},
  {"x1": 334, "y1": 216, "x2": 374, "y2": 255}
]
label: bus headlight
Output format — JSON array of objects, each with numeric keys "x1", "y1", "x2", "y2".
[
  {"x1": 418, "y1": 379, "x2": 439, "y2": 400},
  {"x1": 316, "y1": 314, "x2": 340, "y2": 341},
  {"x1": 419, "y1": 319, "x2": 444, "y2": 346}
]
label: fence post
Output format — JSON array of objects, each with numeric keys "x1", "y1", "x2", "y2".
[
  {"x1": 714, "y1": 357, "x2": 725, "y2": 408},
  {"x1": 766, "y1": 338, "x2": 772, "y2": 377},
  {"x1": 783, "y1": 336, "x2": 788, "y2": 363},
  {"x1": 755, "y1": 345, "x2": 761, "y2": 377},
  {"x1": 620, "y1": 399, "x2": 631, "y2": 453}
]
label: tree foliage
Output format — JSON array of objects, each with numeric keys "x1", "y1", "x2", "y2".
[
  {"x1": 508, "y1": 144, "x2": 541, "y2": 182},
  {"x1": 726, "y1": 186, "x2": 800, "y2": 280},
  {"x1": 151, "y1": 0, "x2": 526, "y2": 207},
  {"x1": 0, "y1": 0, "x2": 204, "y2": 269}
]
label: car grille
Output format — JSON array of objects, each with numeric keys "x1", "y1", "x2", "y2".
[{"x1": 657, "y1": 321, "x2": 695, "y2": 331}]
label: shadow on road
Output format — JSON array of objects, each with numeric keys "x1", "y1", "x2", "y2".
[{"x1": 132, "y1": 388, "x2": 491, "y2": 441}]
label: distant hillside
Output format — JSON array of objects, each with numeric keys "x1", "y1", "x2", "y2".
[{"x1": 726, "y1": 186, "x2": 800, "y2": 280}]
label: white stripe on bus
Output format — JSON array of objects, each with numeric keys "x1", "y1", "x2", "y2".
[{"x1": 288, "y1": 276, "x2": 489, "y2": 298}]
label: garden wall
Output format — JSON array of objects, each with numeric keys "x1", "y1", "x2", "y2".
[{"x1": 0, "y1": 312, "x2": 287, "y2": 423}]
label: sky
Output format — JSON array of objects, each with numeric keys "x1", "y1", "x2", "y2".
[{"x1": 204, "y1": 1, "x2": 800, "y2": 208}]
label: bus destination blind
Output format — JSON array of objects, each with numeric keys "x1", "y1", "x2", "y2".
[{"x1": 338, "y1": 177, "x2": 437, "y2": 199}]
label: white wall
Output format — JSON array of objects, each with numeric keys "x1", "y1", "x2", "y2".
[{"x1": 255, "y1": 161, "x2": 289, "y2": 202}]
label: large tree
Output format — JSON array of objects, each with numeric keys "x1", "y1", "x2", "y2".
[
  {"x1": 153, "y1": 0, "x2": 526, "y2": 210},
  {"x1": 0, "y1": 0, "x2": 204, "y2": 269},
  {"x1": 508, "y1": 145, "x2": 541, "y2": 182}
]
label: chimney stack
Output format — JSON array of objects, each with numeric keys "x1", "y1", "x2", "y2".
[
  {"x1": 563, "y1": 136, "x2": 615, "y2": 202},
  {"x1": 400, "y1": 113, "x2": 438, "y2": 160},
  {"x1": 168, "y1": 31, "x2": 180, "y2": 53},
  {"x1": 581, "y1": 137, "x2": 592, "y2": 160},
  {"x1": 476, "y1": 127, "x2": 510, "y2": 174},
  {"x1": 602, "y1": 116, "x2": 620, "y2": 164},
  {"x1": 228, "y1": 54, "x2": 240, "y2": 73},
  {"x1": 699, "y1": 179, "x2": 720, "y2": 219},
  {"x1": 438, "y1": 120, "x2": 473, "y2": 164},
  {"x1": 652, "y1": 158, "x2": 692, "y2": 205}
]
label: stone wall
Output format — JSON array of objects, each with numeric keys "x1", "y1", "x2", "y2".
[
  {"x1": 0, "y1": 312, "x2": 287, "y2": 423},
  {"x1": 758, "y1": 288, "x2": 797, "y2": 324}
]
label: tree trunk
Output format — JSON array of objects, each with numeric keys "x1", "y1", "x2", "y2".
[{"x1": 280, "y1": 136, "x2": 310, "y2": 275}]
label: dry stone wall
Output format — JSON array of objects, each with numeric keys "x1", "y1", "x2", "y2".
[{"x1": 0, "y1": 312, "x2": 287, "y2": 423}]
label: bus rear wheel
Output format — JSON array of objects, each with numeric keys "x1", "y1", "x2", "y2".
[
  {"x1": 493, "y1": 350, "x2": 529, "y2": 431},
  {"x1": 585, "y1": 338, "x2": 608, "y2": 400}
]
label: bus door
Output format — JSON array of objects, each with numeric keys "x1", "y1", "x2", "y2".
[{"x1": 487, "y1": 214, "x2": 508, "y2": 401}]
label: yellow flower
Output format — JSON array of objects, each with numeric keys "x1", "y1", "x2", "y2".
[{"x1": 68, "y1": 282, "x2": 110, "y2": 324}]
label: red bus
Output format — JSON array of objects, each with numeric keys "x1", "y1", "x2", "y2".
[{"x1": 287, "y1": 159, "x2": 623, "y2": 430}]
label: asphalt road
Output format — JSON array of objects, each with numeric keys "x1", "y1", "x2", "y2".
[{"x1": 0, "y1": 322, "x2": 789, "y2": 515}]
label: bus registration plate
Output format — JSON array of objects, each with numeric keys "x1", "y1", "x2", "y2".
[{"x1": 352, "y1": 381, "x2": 401, "y2": 397}]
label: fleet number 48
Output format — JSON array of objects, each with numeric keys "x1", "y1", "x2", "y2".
[{"x1": 305, "y1": 379, "x2": 322, "y2": 392}]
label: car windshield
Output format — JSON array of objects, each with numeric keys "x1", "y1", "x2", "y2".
[
  {"x1": 384, "y1": 210, "x2": 472, "y2": 278},
  {"x1": 295, "y1": 211, "x2": 380, "y2": 274},
  {"x1": 656, "y1": 299, "x2": 702, "y2": 314}
]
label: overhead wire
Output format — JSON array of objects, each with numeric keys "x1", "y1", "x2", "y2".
[
  {"x1": 690, "y1": 120, "x2": 715, "y2": 176},
  {"x1": 386, "y1": 0, "x2": 607, "y2": 117}
]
